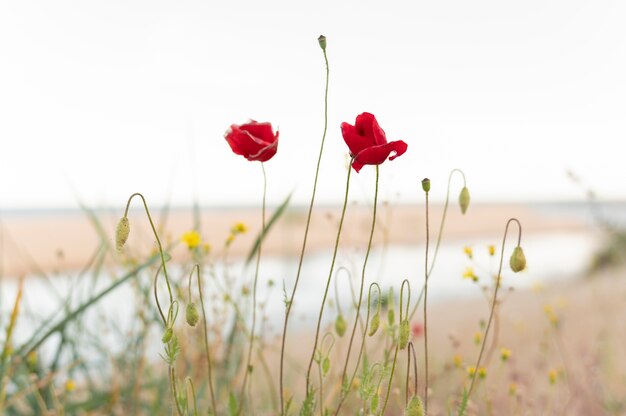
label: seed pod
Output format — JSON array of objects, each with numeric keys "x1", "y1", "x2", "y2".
[
  {"x1": 318, "y1": 35, "x2": 327, "y2": 51},
  {"x1": 405, "y1": 395, "x2": 424, "y2": 416},
  {"x1": 115, "y1": 217, "x2": 130, "y2": 252},
  {"x1": 399, "y1": 319, "x2": 409, "y2": 349},
  {"x1": 186, "y1": 302, "x2": 200, "y2": 327},
  {"x1": 459, "y1": 186, "x2": 470, "y2": 214},
  {"x1": 335, "y1": 314, "x2": 347, "y2": 337},
  {"x1": 387, "y1": 288, "x2": 395, "y2": 326},
  {"x1": 509, "y1": 246, "x2": 527, "y2": 272},
  {"x1": 421, "y1": 178, "x2": 431, "y2": 193},
  {"x1": 322, "y1": 357, "x2": 330, "y2": 377},
  {"x1": 162, "y1": 327, "x2": 173, "y2": 343},
  {"x1": 368, "y1": 312, "x2": 380, "y2": 336}
]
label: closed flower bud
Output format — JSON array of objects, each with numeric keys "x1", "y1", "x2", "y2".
[
  {"x1": 368, "y1": 312, "x2": 380, "y2": 336},
  {"x1": 509, "y1": 246, "x2": 526, "y2": 272},
  {"x1": 405, "y1": 395, "x2": 424, "y2": 416},
  {"x1": 399, "y1": 319, "x2": 409, "y2": 349},
  {"x1": 115, "y1": 217, "x2": 130, "y2": 252},
  {"x1": 335, "y1": 314, "x2": 347, "y2": 337},
  {"x1": 186, "y1": 302, "x2": 200, "y2": 327},
  {"x1": 459, "y1": 186, "x2": 470, "y2": 214},
  {"x1": 322, "y1": 357, "x2": 330, "y2": 376},
  {"x1": 162, "y1": 327, "x2": 173, "y2": 343},
  {"x1": 421, "y1": 178, "x2": 431, "y2": 193},
  {"x1": 318, "y1": 35, "x2": 327, "y2": 50},
  {"x1": 387, "y1": 308, "x2": 395, "y2": 327}
]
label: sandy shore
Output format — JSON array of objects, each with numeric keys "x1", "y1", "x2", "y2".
[{"x1": 0, "y1": 203, "x2": 588, "y2": 277}]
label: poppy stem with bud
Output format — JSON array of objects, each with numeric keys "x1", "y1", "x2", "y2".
[
  {"x1": 466, "y1": 218, "x2": 524, "y2": 405},
  {"x1": 421, "y1": 179, "x2": 431, "y2": 415},
  {"x1": 279, "y1": 35, "x2": 330, "y2": 415}
]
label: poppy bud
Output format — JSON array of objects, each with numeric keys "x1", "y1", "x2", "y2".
[
  {"x1": 335, "y1": 314, "x2": 347, "y2": 337},
  {"x1": 368, "y1": 312, "x2": 380, "y2": 336},
  {"x1": 322, "y1": 357, "x2": 330, "y2": 376},
  {"x1": 186, "y1": 302, "x2": 199, "y2": 327},
  {"x1": 115, "y1": 217, "x2": 130, "y2": 252},
  {"x1": 405, "y1": 395, "x2": 424, "y2": 416},
  {"x1": 421, "y1": 178, "x2": 431, "y2": 193},
  {"x1": 318, "y1": 35, "x2": 327, "y2": 51},
  {"x1": 399, "y1": 319, "x2": 409, "y2": 349},
  {"x1": 459, "y1": 187, "x2": 470, "y2": 214},
  {"x1": 162, "y1": 327, "x2": 173, "y2": 343},
  {"x1": 509, "y1": 246, "x2": 526, "y2": 272}
]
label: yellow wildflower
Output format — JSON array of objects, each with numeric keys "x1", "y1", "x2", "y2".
[
  {"x1": 453, "y1": 354, "x2": 462, "y2": 368},
  {"x1": 466, "y1": 366, "x2": 476, "y2": 377},
  {"x1": 463, "y1": 267, "x2": 478, "y2": 282},
  {"x1": 181, "y1": 230, "x2": 201, "y2": 249},
  {"x1": 488, "y1": 245, "x2": 496, "y2": 256},
  {"x1": 473, "y1": 331, "x2": 482, "y2": 345},
  {"x1": 464, "y1": 246, "x2": 473, "y2": 259},
  {"x1": 231, "y1": 222, "x2": 248, "y2": 234},
  {"x1": 544, "y1": 304, "x2": 559, "y2": 327},
  {"x1": 65, "y1": 379, "x2": 76, "y2": 392},
  {"x1": 226, "y1": 234, "x2": 235, "y2": 246},
  {"x1": 548, "y1": 369, "x2": 558, "y2": 385},
  {"x1": 478, "y1": 367, "x2": 487, "y2": 379},
  {"x1": 500, "y1": 347, "x2": 512, "y2": 362},
  {"x1": 508, "y1": 383, "x2": 517, "y2": 396},
  {"x1": 203, "y1": 243, "x2": 211, "y2": 254}
]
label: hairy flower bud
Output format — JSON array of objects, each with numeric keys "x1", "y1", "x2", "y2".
[
  {"x1": 115, "y1": 217, "x2": 130, "y2": 252},
  {"x1": 459, "y1": 186, "x2": 470, "y2": 214},
  {"x1": 510, "y1": 246, "x2": 527, "y2": 272},
  {"x1": 405, "y1": 395, "x2": 424, "y2": 416},
  {"x1": 368, "y1": 312, "x2": 380, "y2": 336},
  {"x1": 421, "y1": 178, "x2": 431, "y2": 193},
  {"x1": 322, "y1": 357, "x2": 330, "y2": 376},
  {"x1": 318, "y1": 35, "x2": 327, "y2": 51},
  {"x1": 162, "y1": 327, "x2": 173, "y2": 343},
  {"x1": 335, "y1": 314, "x2": 347, "y2": 337},
  {"x1": 186, "y1": 302, "x2": 200, "y2": 327},
  {"x1": 399, "y1": 319, "x2": 409, "y2": 349}
]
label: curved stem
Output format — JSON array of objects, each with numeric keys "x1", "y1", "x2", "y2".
[
  {"x1": 466, "y1": 218, "x2": 522, "y2": 401},
  {"x1": 185, "y1": 377, "x2": 199, "y2": 416},
  {"x1": 410, "y1": 169, "x2": 466, "y2": 320},
  {"x1": 238, "y1": 163, "x2": 267, "y2": 415},
  {"x1": 190, "y1": 265, "x2": 217, "y2": 415},
  {"x1": 380, "y1": 279, "x2": 410, "y2": 415},
  {"x1": 125, "y1": 192, "x2": 173, "y2": 305},
  {"x1": 305, "y1": 162, "x2": 353, "y2": 393},
  {"x1": 336, "y1": 166, "x2": 379, "y2": 394},
  {"x1": 279, "y1": 41, "x2": 330, "y2": 416},
  {"x1": 405, "y1": 342, "x2": 418, "y2": 404}
]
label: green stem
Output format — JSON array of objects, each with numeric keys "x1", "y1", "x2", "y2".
[
  {"x1": 380, "y1": 279, "x2": 410, "y2": 415},
  {"x1": 189, "y1": 265, "x2": 217, "y2": 415},
  {"x1": 466, "y1": 218, "x2": 522, "y2": 401},
  {"x1": 410, "y1": 169, "x2": 466, "y2": 320},
  {"x1": 405, "y1": 342, "x2": 418, "y2": 404},
  {"x1": 279, "y1": 40, "x2": 330, "y2": 416},
  {"x1": 305, "y1": 162, "x2": 353, "y2": 393},
  {"x1": 238, "y1": 163, "x2": 267, "y2": 415},
  {"x1": 424, "y1": 188, "x2": 430, "y2": 414}
]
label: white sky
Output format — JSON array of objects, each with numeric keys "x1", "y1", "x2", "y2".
[{"x1": 1, "y1": 0, "x2": 624, "y2": 209}]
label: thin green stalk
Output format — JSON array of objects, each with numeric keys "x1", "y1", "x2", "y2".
[
  {"x1": 333, "y1": 282, "x2": 380, "y2": 416},
  {"x1": 186, "y1": 377, "x2": 199, "y2": 416},
  {"x1": 280, "y1": 37, "x2": 330, "y2": 415},
  {"x1": 238, "y1": 163, "x2": 267, "y2": 415},
  {"x1": 410, "y1": 169, "x2": 467, "y2": 320},
  {"x1": 405, "y1": 342, "x2": 418, "y2": 405},
  {"x1": 305, "y1": 161, "x2": 353, "y2": 393},
  {"x1": 466, "y1": 218, "x2": 522, "y2": 402},
  {"x1": 423, "y1": 186, "x2": 430, "y2": 414},
  {"x1": 189, "y1": 265, "x2": 217, "y2": 415},
  {"x1": 380, "y1": 279, "x2": 411, "y2": 415}
]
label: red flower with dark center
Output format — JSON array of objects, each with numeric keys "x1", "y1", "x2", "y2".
[
  {"x1": 225, "y1": 120, "x2": 279, "y2": 162},
  {"x1": 340, "y1": 112, "x2": 407, "y2": 172}
]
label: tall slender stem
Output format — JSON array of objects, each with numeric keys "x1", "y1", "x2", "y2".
[
  {"x1": 423, "y1": 188, "x2": 430, "y2": 413},
  {"x1": 238, "y1": 163, "x2": 267, "y2": 414},
  {"x1": 410, "y1": 169, "x2": 466, "y2": 320},
  {"x1": 305, "y1": 162, "x2": 353, "y2": 393},
  {"x1": 279, "y1": 39, "x2": 330, "y2": 415},
  {"x1": 334, "y1": 166, "x2": 379, "y2": 414},
  {"x1": 466, "y1": 218, "x2": 522, "y2": 402},
  {"x1": 189, "y1": 265, "x2": 217, "y2": 415}
]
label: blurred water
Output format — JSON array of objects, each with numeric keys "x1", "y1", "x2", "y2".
[{"x1": 0, "y1": 230, "x2": 598, "y2": 362}]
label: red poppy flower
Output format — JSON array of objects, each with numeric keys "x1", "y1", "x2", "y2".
[
  {"x1": 411, "y1": 322, "x2": 424, "y2": 338},
  {"x1": 340, "y1": 112, "x2": 407, "y2": 173},
  {"x1": 225, "y1": 120, "x2": 279, "y2": 162}
]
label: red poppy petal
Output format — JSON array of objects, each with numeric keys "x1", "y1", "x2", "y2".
[
  {"x1": 225, "y1": 127, "x2": 265, "y2": 158},
  {"x1": 247, "y1": 132, "x2": 278, "y2": 162},
  {"x1": 351, "y1": 140, "x2": 408, "y2": 172},
  {"x1": 239, "y1": 121, "x2": 277, "y2": 145},
  {"x1": 341, "y1": 122, "x2": 370, "y2": 156},
  {"x1": 355, "y1": 112, "x2": 387, "y2": 146}
]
